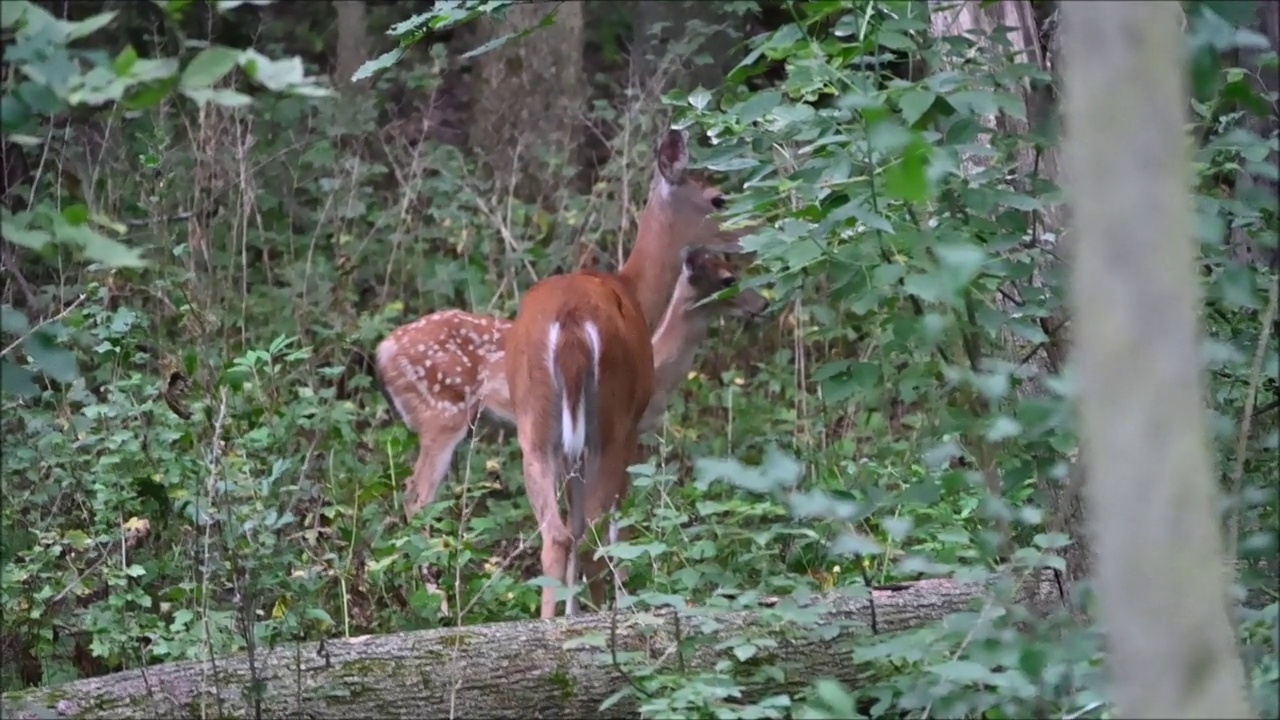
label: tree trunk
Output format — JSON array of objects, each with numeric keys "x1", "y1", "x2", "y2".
[
  {"x1": 0, "y1": 572, "x2": 1061, "y2": 719},
  {"x1": 630, "y1": 1, "x2": 742, "y2": 96},
  {"x1": 471, "y1": 1, "x2": 587, "y2": 204},
  {"x1": 333, "y1": 1, "x2": 369, "y2": 91},
  {"x1": 1062, "y1": 4, "x2": 1255, "y2": 717},
  {"x1": 926, "y1": 1, "x2": 1092, "y2": 594}
]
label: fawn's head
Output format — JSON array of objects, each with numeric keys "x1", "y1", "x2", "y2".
[
  {"x1": 679, "y1": 246, "x2": 769, "y2": 320},
  {"x1": 645, "y1": 128, "x2": 747, "y2": 255}
]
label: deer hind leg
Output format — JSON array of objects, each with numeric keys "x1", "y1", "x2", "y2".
[
  {"x1": 516, "y1": 417, "x2": 574, "y2": 619},
  {"x1": 404, "y1": 411, "x2": 471, "y2": 616}
]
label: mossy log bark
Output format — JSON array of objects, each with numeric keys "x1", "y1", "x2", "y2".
[{"x1": 1, "y1": 572, "x2": 1061, "y2": 719}]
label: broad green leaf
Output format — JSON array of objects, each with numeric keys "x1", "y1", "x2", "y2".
[
  {"x1": 67, "y1": 69, "x2": 128, "y2": 106},
  {"x1": 62, "y1": 10, "x2": 117, "y2": 41},
  {"x1": 831, "y1": 531, "x2": 883, "y2": 556},
  {"x1": 0, "y1": 0, "x2": 32, "y2": 30},
  {"x1": 946, "y1": 89, "x2": 1002, "y2": 117},
  {"x1": 770, "y1": 102, "x2": 816, "y2": 126},
  {"x1": 736, "y1": 90, "x2": 781, "y2": 124},
  {"x1": 216, "y1": 0, "x2": 272, "y2": 10},
  {"x1": 935, "y1": 242, "x2": 988, "y2": 287},
  {"x1": 61, "y1": 203, "x2": 89, "y2": 225},
  {"x1": 1, "y1": 305, "x2": 30, "y2": 335},
  {"x1": 2, "y1": 224, "x2": 52, "y2": 251},
  {"x1": 113, "y1": 45, "x2": 139, "y2": 76},
  {"x1": 688, "y1": 87, "x2": 713, "y2": 111},
  {"x1": 985, "y1": 416, "x2": 1023, "y2": 442},
  {"x1": 0, "y1": 92, "x2": 33, "y2": 132},
  {"x1": 0, "y1": 360, "x2": 39, "y2": 397},
  {"x1": 240, "y1": 51, "x2": 304, "y2": 91},
  {"x1": 877, "y1": 29, "x2": 915, "y2": 51},
  {"x1": 704, "y1": 156, "x2": 759, "y2": 172},
  {"x1": 884, "y1": 135, "x2": 931, "y2": 203},
  {"x1": 77, "y1": 227, "x2": 147, "y2": 267},
  {"x1": 181, "y1": 47, "x2": 241, "y2": 90},
  {"x1": 899, "y1": 89, "x2": 936, "y2": 126},
  {"x1": 930, "y1": 659, "x2": 996, "y2": 683},
  {"x1": 23, "y1": 330, "x2": 78, "y2": 383},
  {"x1": 127, "y1": 57, "x2": 180, "y2": 83},
  {"x1": 180, "y1": 87, "x2": 253, "y2": 107},
  {"x1": 353, "y1": 48, "x2": 404, "y2": 81}
]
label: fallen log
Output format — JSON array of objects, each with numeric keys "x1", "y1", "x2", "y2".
[{"x1": 1, "y1": 570, "x2": 1061, "y2": 719}]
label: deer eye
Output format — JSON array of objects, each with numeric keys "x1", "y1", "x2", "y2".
[
  {"x1": 710, "y1": 195, "x2": 727, "y2": 210},
  {"x1": 719, "y1": 274, "x2": 737, "y2": 289}
]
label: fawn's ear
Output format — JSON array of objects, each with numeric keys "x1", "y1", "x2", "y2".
[
  {"x1": 655, "y1": 128, "x2": 690, "y2": 186},
  {"x1": 681, "y1": 244, "x2": 708, "y2": 274}
]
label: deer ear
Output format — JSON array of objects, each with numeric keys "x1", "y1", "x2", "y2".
[
  {"x1": 680, "y1": 244, "x2": 704, "y2": 273},
  {"x1": 655, "y1": 128, "x2": 689, "y2": 185}
]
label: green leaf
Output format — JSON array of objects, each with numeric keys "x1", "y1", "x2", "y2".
[
  {"x1": 930, "y1": 659, "x2": 995, "y2": 683},
  {"x1": 1, "y1": 223, "x2": 52, "y2": 251},
  {"x1": 736, "y1": 90, "x2": 781, "y2": 124},
  {"x1": 809, "y1": 679, "x2": 857, "y2": 718},
  {"x1": 832, "y1": 531, "x2": 883, "y2": 556},
  {"x1": 180, "y1": 87, "x2": 253, "y2": 107},
  {"x1": 180, "y1": 47, "x2": 241, "y2": 90},
  {"x1": 771, "y1": 102, "x2": 816, "y2": 125},
  {"x1": 877, "y1": 29, "x2": 915, "y2": 51},
  {"x1": 62, "y1": 11, "x2": 117, "y2": 41},
  {"x1": 62, "y1": 203, "x2": 89, "y2": 225},
  {"x1": 240, "y1": 50, "x2": 303, "y2": 91},
  {"x1": 23, "y1": 330, "x2": 78, "y2": 383},
  {"x1": 72, "y1": 225, "x2": 147, "y2": 267},
  {"x1": 884, "y1": 135, "x2": 931, "y2": 203},
  {"x1": 460, "y1": 31, "x2": 518, "y2": 60},
  {"x1": 946, "y1": 89, "x2": 1001, "y2": 117},
  {"x1": 1, "y1": 305, "x2": 30, "y2": 335},
  {"x1": 935, "y1": 242, "x2": 988, "y2": 287},
  {"x1": 216, "y1": 0, "x2": 272, "y2": 10},
  {"x1": 127, "y1": 57, "x2": 180, "y2": 83},
  {"x1": 352, "y1": 48, "x2": 404, "y2": 81},
  {"x1": 704, "y1": 156, "x2": 759, "y2": 172},
  {"x1": 899, "y1": 89, "x2": 936, "y2": 126},
  {"x1": 0, "y1": 1, "x2": 32, "y2": 30},
  {"x1": 113, "y1": 44, "x2": 139, "y2": 76},
  {"x1": 688, "y1": 87, "x2": 713, "y2": 111},
  {"x1": 1, "y1": 360, "x2": 39, "y2": 397}
]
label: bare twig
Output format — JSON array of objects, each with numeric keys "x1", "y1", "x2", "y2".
[
  {"x1": 0, "y1": 292, "x2": 87, "y2": 358},
  {"x1": 1225, "y1": 274, "x2": 1279, "y2": 565}
]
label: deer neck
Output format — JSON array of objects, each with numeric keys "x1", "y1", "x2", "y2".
[
  {"x1": 639, "y1": 290, "x2": 714, "y2": 432},
  {"x1": 619, "y1": 201, "x2": 685, "y2": 333}
]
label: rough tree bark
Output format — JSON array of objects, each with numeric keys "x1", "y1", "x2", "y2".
[
  {"x1": 1062, "y1": 3, "x2": 1255, "y2": 718},
  {"x1": 332, "y1": 1, "x2": 369, "y2": 91},
  {"x1": 471, "y1": 0, "x2": 587, "y2": 203},
  {"x1": 0, "y1": 572, "x2": 1060, "y2": 719}
]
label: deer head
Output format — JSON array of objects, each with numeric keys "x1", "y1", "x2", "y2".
[{"x1": 625, "y1": 128, "x2": 754, "y2": 330}]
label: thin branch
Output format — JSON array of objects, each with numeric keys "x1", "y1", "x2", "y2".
[
  {"x1": 1225, "y1": 274, "x2": 1279, "y2": 565},
  {"x1": 0, "y1": 293, "x2": 87, "y2": 358}
]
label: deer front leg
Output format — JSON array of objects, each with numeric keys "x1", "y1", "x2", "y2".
[{"x1": 581, "y1": 436, "x2": 638, "y2": 612}]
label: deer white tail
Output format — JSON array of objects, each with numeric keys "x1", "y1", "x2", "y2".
[{"x1": 545, "y1": 311, "x2": 602, "y2": 615}]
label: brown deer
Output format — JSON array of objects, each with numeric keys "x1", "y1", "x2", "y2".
[
  {"x1": 504, "y1": 199, "x2": 763, "y2": 618},
  {"x1": 374, "y1": 129, "x2": 756, "y2": 601}
]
